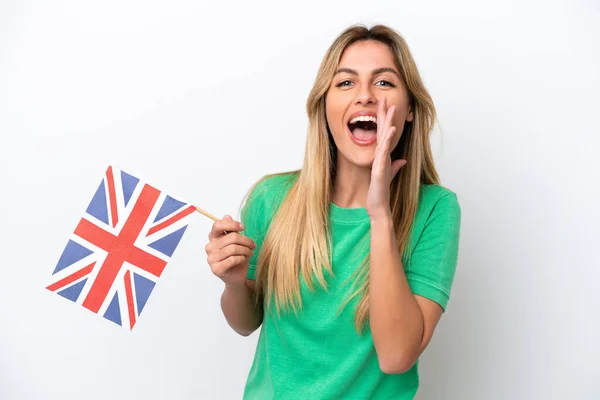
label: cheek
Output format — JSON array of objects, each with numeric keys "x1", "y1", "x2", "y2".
[
  {"x1": 325, "y1": 102, "x2": 345, "y2": 135},
  {"x1": 392, "y1": 105, "x2": 412, "y2": 129},
  {"x1": 390, "y1": 93, "x2": 411, "y2": 119}
]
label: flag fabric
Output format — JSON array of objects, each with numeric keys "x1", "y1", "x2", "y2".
[{"x1": 46, "y1": 166, "x2": 195, "y2": 330}]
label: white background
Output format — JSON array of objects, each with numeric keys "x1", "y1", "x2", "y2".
[{"x1": 1, "y1": 0, "x2": 599, "y2": 399}]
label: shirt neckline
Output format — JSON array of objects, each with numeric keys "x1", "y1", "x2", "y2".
[{"x1": 329, "y1": 202, "x2": 370, "y2": 223}]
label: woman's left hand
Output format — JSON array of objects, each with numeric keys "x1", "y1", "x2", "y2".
[{"x1": 366, "y1": 97, "x2": 407, "y2": 220}]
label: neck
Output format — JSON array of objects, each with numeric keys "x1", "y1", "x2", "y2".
[{"x1": 331, "y1": 154, "x2": 371, "y2": 209}]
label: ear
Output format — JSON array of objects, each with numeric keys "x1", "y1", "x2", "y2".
[{"x1": 407, "y1": 107, "x2": 414, "y2": 122}]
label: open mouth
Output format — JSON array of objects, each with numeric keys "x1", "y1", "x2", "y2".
[{"x1": 348, "y1": 115, "x2": 378, "y2": 142}]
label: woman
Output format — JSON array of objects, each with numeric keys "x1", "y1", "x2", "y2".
[{"x1": 205, "y1": 24, "x2": 461, "y2": 399}]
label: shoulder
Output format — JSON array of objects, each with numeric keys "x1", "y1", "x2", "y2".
[
  {"x1": 245, "y1": 170, "x2": 299, "y2": 207},
  {"x1": 241, "y1": 170, "x2": 299, "y2": 224},
  {"x1": 410, "y1": 184, "x2": 461, "y2": 243},
  {"x1": 418, "y1": 184, "x2": 461, "y2": 217}
]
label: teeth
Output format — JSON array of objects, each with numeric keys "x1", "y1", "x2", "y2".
[{"x1": 349, "y1": 115, "x2": 377, "y2": 124}]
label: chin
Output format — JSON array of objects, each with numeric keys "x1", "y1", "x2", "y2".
[
  {"x1": 339, "y1": 149, "x2": 376, "y2": 169},
  {"x1": 354, "y1": 155, "x2": 375, "y2": 167}
]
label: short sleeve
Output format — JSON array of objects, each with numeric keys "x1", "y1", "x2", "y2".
[{"x1": 406, "y1": 192, "x2": 461, "y2": 311}]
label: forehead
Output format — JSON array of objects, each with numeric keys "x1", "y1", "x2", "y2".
[{"x1": 338, "y1": 40, "x2": 397, "y2": 70}]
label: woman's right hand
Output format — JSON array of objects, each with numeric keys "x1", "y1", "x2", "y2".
[{"x1": 205, "y1": 215, "x2": 256, "y2": 287}]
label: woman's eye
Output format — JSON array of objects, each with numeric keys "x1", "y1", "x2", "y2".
[
  {"x1": 337, "y1": 80, "x2": 352, "y2": 87},
  {"x1": 376, "y1": 80, "x2": 396, "y2": 87}
]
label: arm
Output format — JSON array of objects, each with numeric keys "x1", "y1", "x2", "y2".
[
  {"x1": 206, "y1": 216, "x2": 263, "y2": 337},
  {"x1": 220, "y1": 279, "x2": 263, "y2": 337},
  {"x1": 369, "y1": 214, "x2": 443, "y2": 374},
  {"x1": 365, "y1": 99, "x2": 460, "y2": 374}
]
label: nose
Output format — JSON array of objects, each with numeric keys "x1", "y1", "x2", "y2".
[{"x1": 354, "y1": 84, "x2": 376, "y2": 105}]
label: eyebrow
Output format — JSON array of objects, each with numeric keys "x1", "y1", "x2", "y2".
[{"x1": 335, "y1": 67, "x2": 401, "y2": 79}]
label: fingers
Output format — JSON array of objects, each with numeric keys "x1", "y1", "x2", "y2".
[
  {"x1": 205, "y1": 229, "x2": 256, "y2": 278},
  {"x1": 386, "y1": 106, "x2": 396, "y2": 136},
  {"x1": 211, "y1": 256, "x2": 248, "y2": 278},
  {"x1": 208, "y1": 215, "x2": 244, "y2": 239},
  {"x1": 385, "y1": 126, "x2": 397, "y2": 145},
  {"x1": 214, "y1": 231, "x2": 256, "y2": 252},
  {"x1": 377, "y1": 97, "x2": 396, "y2": 141},
  {"x1": 377, "y1": 97, "x2": 386, "y2": 138},
  {"x1": 375, "y1": 114, "x2": 397, "y2": 161},
  {"x1": 207, "y1": 242, "x2": 254, "y2": 264},
  {"x1": 204, "y1": 214, "x2": 258, "y2": 280},
  {"x1": 205, "y1": 230, "x2": 256, "y2": 255}
]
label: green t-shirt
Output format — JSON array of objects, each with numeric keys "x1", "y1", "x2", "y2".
[{"x1": 240, "y1": 172, "x2": 461, "y2": 399}]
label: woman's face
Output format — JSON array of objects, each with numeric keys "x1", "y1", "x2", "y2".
[{"x1": 325, "y1": 40, "x2": 413, "y2": 169}]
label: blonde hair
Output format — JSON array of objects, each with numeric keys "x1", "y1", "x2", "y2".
[{"x1": 248, "y1": 24, "x2": 440, "y2": 333}]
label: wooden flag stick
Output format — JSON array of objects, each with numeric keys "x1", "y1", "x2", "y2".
[
  {"x1": 194, "y1": 205, "x2": 231, "y2": 235},
  {"x1": 194, "y1": 205, "x2": 220, "y2": 222}
]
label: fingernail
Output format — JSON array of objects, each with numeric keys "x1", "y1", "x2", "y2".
[{"x1": 239, "y1": 223, "x2": 245, "y2": 230}]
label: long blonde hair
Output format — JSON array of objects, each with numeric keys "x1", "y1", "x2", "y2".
[{"x1": 249, "y1": 24, "x2": 440, "y2": 333}]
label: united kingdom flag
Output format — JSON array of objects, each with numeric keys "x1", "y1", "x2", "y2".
[{"x1": 46, "y1": 166, "x2": 195, "y2": 330}]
